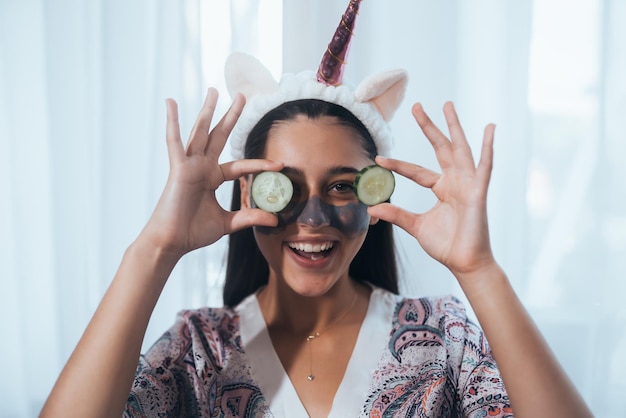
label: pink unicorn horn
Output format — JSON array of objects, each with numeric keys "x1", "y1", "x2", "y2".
[{"x1": 316, "y1": 0, "x2": 363, "y2": 86}]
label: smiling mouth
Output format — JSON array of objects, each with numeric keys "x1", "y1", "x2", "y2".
[{"x1": 287, "y1": 241, "x2": 336, "y2": 261}]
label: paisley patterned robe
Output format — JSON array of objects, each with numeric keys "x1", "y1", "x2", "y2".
[{"x1": 125, "y1": 287, "x2": 513, "y2": 417}]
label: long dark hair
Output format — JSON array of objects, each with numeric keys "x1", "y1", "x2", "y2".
[{"x1": 224, "y1": 99, "x2": 398, "y2": 307}]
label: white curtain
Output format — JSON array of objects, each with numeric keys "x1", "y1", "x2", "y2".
[{"x1": 1, "y1": 0, "x2": 623, "y2": 416}]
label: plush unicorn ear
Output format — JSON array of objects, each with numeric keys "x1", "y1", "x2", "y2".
[
  {"x1": 225, "y1": 52, "x2": 279, "y2": 100},
  {"x1": 354, "y1": 69, "x2": 408, "y2": 121}
]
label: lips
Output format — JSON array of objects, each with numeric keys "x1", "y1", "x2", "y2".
[{"x1": 287, "y1": 241, "x2": 336, "y2": 261}]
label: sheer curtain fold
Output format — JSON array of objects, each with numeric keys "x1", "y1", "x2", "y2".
[
  {"x1": 1, "y1": 1, "x2": 624, "y2": 416},
  {"x1": 0, "y1": 3, "x2": 58, "y2": 416},
  {"x1": 1, "y1": 0, "x2": 204, "y2": 414}
]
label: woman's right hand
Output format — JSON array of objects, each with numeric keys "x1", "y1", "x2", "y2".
[{"x1": 139, "y1": 88, "x2": 283, "y2": 259}]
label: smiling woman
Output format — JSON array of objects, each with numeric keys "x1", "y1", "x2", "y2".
[
  {"x1": 226, "y1": 99, "x2": 398, "y2": 310},
  {"x1": 38, "y1": 0, "x2": 595, "y2": 415},
  {"x1": 2, "y1": 0, "x2": 624, "y2": 417}
]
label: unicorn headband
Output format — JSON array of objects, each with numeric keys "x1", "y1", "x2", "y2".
[{"x1": 225, "y1": 0, "x2": 408, "y2": 159}]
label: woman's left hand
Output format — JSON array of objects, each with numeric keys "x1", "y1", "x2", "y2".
[
  {"x1": 370, "y1": 103, "x2": 595, "y2": 417},
  {"x1": 368, "y1": 101, "x2": 497, "y2": 280}
]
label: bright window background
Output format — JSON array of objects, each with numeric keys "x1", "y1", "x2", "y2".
[{"x1": 525, "y1": 0, "x2": 626, "y2": 410}]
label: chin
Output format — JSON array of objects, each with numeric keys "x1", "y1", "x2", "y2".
[{"x1": 279, "y1": 273, "x2": 345, "y2": 299}]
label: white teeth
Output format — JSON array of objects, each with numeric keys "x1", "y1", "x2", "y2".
[{"x1": 288, "y1": 241, "x2": 334, "y2": 253}]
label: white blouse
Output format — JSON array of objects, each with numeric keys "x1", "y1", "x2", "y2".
[{"x1": 236, "y1": 287, "x2": 396, "y2": 417}]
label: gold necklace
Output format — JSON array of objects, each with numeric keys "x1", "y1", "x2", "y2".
[{"x1": 305, "y1": 292, "x2": 358, "y2": 381}]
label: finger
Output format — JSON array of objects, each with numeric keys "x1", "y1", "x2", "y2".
[
  {"x1": 412, "y1": 102, "x2": 453, "y2": 170},
  {"x1": 367, "y1": 203, "x2": 423, "y2": 237},
  {"x1": 443, "y1": 101, "x2": 475, "y2": 170},
  {"x1": 476, "y1": 123, "x2": 496, "y2": 189},
  {"x1": 165, "y1": 99, "x2": 184, "y2": 165},
  {"x1": 186, "y1": 88, "x2": 219, "y2": 155},
  {"x1": 375, "y1": 156, "x2": 440, "y2": 189},
  {"x1": 220, "y1": 159, "x2": 284, "y2": 182},
  {"x1": 206, "y1": 93, "x2": 246, "y2": 157},
  {"x1": 225, "y1": 208, "x2": 279, "y2": 234}
]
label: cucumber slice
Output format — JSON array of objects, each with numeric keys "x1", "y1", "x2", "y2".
[
  {"x1": 251, "y1": 171, "x2": 294, "y2": 213},
  {"x1": 354, "y1": 165, "x2": 395, "y2": 206}
]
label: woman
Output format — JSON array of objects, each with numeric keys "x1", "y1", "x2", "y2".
[
  {"x1": 40, "y1": 94, "x2": 593, "y2": 418},
  {"x1": 41, "y1": 1, "x2": 592, "y2": 416}
]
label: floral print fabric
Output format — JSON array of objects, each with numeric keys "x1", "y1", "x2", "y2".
[{"x1": 124, "y1": 291, "x2": 513, "y2": 417}]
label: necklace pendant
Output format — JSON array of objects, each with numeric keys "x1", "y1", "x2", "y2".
[{"x1": 307, "y1": 374, "x2": 315, "y2": 381}]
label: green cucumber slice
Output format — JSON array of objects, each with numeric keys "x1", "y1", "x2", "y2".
[
  {"x1": 251, "y1": 171, "x2": 294, "y2": 213},
  {"x1": 354, "y1": 165, "x2": 395, "y2": 206}
]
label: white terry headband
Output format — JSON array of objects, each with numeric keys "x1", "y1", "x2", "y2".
[{"x1": 224, "y1": 0, "x2": 408, "y2": 160}]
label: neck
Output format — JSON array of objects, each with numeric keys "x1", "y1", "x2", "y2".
[{"x1": 257, "y1": 278, "x2": 370, "y2": 336}]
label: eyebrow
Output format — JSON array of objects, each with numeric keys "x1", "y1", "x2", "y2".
[{"x1": 281, "y1": 165, "x2": 360, "y2": 178}]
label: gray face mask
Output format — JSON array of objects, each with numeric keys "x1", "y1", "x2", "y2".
[{"x1": 254, "y1": 195, "x2": 369, "y2": 238}]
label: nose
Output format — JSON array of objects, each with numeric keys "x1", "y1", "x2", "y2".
[{"x1": 296, "y1": 196, "x2": 331, "y2": 228}]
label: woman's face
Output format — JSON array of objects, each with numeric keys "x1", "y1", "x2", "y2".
[{"x1": 241, "y1": 115, "x2": 377, "y2": 297}]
